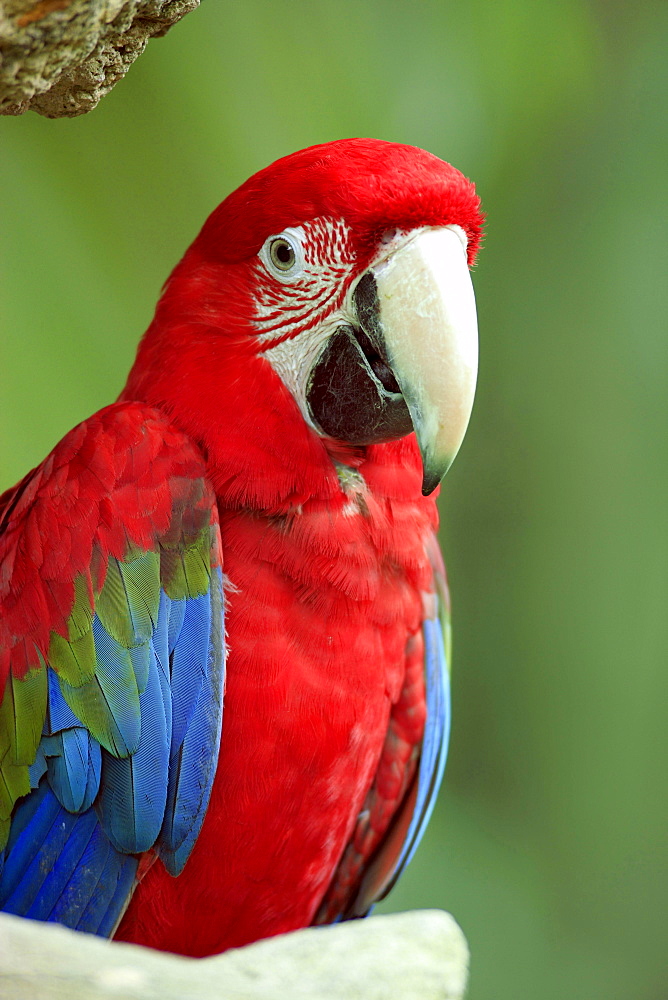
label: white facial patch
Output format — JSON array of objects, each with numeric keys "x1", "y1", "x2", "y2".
[
  {"x1": 256, "y1": 217, "x2": 358, "y2": 431},
  {"x1": 254, "y1": 218, "x2": 356, "y2": 345}
]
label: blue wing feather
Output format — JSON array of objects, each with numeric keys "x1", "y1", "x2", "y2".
[
  {"x1": 1, "y1": 780, "x2": 59, "y2": 902},
  {"x1": 0, "y1": 554, "x2": 225, "y2": 936},
  {"x1": 46, "y1": 727, "x2": 101, "y2": 813},
  {"x1": 160, "y1": 568, "x2": 225, "y2": 875},
  {"x1": 96, "y1": 853, "x2": 138, "y2": 937},
  {"x1": 167, "y1": 598, "x2": 186, "y2": 657},
  {"x1": 2, "y1": 783, "x2": 83, "y2": 915},
  {"x1": 24, "y1": 806, "x2": 100, "y2": 921},
  {"x1": 168, "y1": 591, "x2": 212, "y2": 752},
  {"x1": 385, "y1": 606, "x2": 450, "y2": 880},
  {"x1": 153, "y1": 590, "x2": 171, "y2": 676},
  {"x1": 96, "y1": 642, "x2": 170, "y2": 854},
  {"x1": 50, "y1": 823, "x2": 116, "y2": 929},
  {"x1": 45, "y1": 668, "x2": 81, "y2": 734},
  {"x1": 337, "y1": 547, "x2": 451, "y2": 918}
]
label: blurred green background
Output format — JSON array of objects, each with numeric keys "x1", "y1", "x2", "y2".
[{"x1": 1, "y1": 1, "x2": 666, "y2": 996}]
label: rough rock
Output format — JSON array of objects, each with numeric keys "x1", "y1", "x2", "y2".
[
  {"x1": 0, "y1": 908, "x2": 469, "y2": 999},
  {"x1": 0, "y1": 0, "x2": 199, "y2": 117}
]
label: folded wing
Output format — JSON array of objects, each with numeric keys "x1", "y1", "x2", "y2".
[
  {"x1": 314, "y1": 531, "x2": 450, "y2": 922},
  {"x1": 0, "y1": 402, "x2": 225, "y2": 934}
]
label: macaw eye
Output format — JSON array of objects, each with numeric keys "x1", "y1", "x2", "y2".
[
  {"x1": 269, "y1": 238, "x2": 296, "y2": 271},
  {"x1": 260, "y1": 229, "x2": 305, "y2": 279}
]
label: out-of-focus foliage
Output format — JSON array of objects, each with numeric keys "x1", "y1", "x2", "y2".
[{"x1": 1, "y1": 2, "x2": 666, "y2": 997}]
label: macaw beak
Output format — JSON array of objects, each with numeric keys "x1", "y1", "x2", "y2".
[
  {"x1": 354, "y1": 227, "x2": 479, "y2": 494},
  {"x1": 307, "y1": 225, "x2": 478, "y2": 495}
]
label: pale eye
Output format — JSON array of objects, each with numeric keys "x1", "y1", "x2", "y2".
[
  {"x1": 269, "y1": 238, "x2": 296, "y2": 271},
  {"x1": 261, "y1": 229, "x2": 305, "y2": 279}
]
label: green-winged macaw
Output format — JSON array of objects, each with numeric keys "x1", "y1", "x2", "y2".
[{"x1": 0, "y1": 139, "x2": 482, "y2": 955}]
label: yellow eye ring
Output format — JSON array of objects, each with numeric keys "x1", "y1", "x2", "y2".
[{"x1": 269, "y1": 238, "x2": 296, "y2": 272}]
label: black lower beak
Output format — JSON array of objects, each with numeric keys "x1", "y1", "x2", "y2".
[{"x1": 306, "y1": 321, "x2": 413, "y2": 447}]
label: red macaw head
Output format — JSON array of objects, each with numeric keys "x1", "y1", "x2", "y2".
[{"x1": 125, "y1": 139, "x2": 483, "y2": 507}]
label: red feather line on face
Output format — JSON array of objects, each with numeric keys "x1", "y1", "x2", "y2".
[{"x1": 254, "y1": 218, "x2": 356, "y2": 352}]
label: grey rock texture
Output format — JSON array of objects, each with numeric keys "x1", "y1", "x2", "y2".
[
  {"x1": 0, "y1": 909, "x2": 469, "y2": 999},
  {"x1": 0, "y1": 0, "x2": 199, "y2": 117}
]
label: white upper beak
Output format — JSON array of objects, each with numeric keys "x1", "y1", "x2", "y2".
[{"x1": 370, "y1": 226, "x2": 479, "y2": 492}]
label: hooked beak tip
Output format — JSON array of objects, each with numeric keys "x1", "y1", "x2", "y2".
[
  {"x1": 420, "y1": 453, "x2": 453, "y2": 495},
  {"x1": 421, "y1": 476, "x2": 440, "y2": 497}
]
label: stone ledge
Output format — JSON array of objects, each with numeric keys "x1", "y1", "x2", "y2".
[
  {"x1": 0, "y1": 0, "x2": 199, "y2": 117},
  {"x1": 0, "y1": 908, "x2": 469, "y2": 999}
]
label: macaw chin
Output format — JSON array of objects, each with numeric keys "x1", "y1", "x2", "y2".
[{"x1": 0, "y1": 139, "x2": 483, "y2": 956}]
